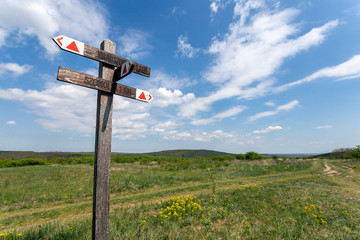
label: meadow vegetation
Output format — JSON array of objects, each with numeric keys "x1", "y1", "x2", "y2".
[{"x1": 0, "y1": 152, "x2": 359, "y2": 239}]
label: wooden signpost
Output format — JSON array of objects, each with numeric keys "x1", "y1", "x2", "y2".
[
  {"x1": 53, "y1": 35, "x2": 150, "y2": 77},
  {"x1": 53, "y1": 36, "x2": 151, "y2": 240},
  {"x1": 57, "y1": 67, "x2": 152, "y2": 102}
]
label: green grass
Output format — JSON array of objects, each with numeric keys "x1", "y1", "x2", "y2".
[{"x1": 0, "y1": 158, "x2": 359, "y2": 239}]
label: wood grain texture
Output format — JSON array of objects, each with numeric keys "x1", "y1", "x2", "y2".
[
  {"x1": 92, "y1": 39, "x2": 115, "y2": 240},
  {"x1": 57, "y1": 67, "x2": 137, "y2": 100},
  {"x1": 84, "y1": 44, "x2": 150, "y2": 77}
]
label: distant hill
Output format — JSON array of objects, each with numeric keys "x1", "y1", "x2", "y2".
[
  {"x1": 0, "y1": 151, "x2": 92, "y2": 160},
  {"x1": 0, "y1": 149, "x2": 235, "y2": 160},
  {"x1": 0, "y1": 149, "x2": 321, "y2": 160}
]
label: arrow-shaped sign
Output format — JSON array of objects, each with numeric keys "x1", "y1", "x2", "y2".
[
  {"x1": 53, "y1": 36, "x2": 84, "y2": 55},
  {"x1": 113, "y1": 61, "x2": 134, "y2": 81},
  {"x1": 53, "y1": 35, "x2": 150, "y2": 78},
  {"x1": 57, "y1": 66, "x2": 152, "y2": 103}
]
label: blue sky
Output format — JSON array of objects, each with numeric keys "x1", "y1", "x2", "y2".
[{"x1": 0, "y1": 0, "x2": 360, "y2": 154}]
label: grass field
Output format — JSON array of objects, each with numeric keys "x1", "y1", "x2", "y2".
[{"x1": 1, "y1": 157, "x2": 359, "y2": 239}]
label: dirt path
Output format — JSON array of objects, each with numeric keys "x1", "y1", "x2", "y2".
[
  {"x1": 0, "y1": 167, "x2": 318, "y2": 232},
  {"x1": 324, "y1": 163, "x2": 340, "y2": 176},
  {"x1": 343, "y1": 165, "x2": 355, "y2": 173}
]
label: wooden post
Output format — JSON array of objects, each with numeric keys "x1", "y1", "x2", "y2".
[
  {"x1": 53, "y1": 35, "x2": 151, "y2": 239},
  {"x1": 92, "y1": 39, "x2": 116, "y2": 240}
]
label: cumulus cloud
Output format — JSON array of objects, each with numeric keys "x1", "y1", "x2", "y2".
[
  {"x1": 179, "y1": 0, "x2": 338, "y2": 118},
  {"x1": 0, "y1": 63, "x2": 32, "y2": 77},
  {"x1": 6, "y1": 120, "x2": 16, "y2": 125},
  {"x1": 0, "y1": 83, "x2": 97, "y2": 132},
  {"x1": 0, "y1": 81, "x2": 200, "y2": 141},
  {"x1": 248, "y1": 100, "x2": 299, "y2": 121},
  {"x1": 152, "y1": 87, "x2": 195, "y2": 108},
  {"x1": 176, "y1": 35, "x2": 200, "y2": 58},
  {"x1": 151, "y1": 121, "x2": 179, "y2": 133},
  {"x1": 160, "y1": 129, "x2": 233, "y2": 142},
  {"x1": 253, "y1": 125, "x2": 283, "y2": 134},
  {"x1": 112, "y1": 113, "x2": 150, "y2": 140},
  {"x1": 210, "y1": 2, "x2": 219, "y2": 14},
  {"x1": 0, "y1": 0, "x2": 108, "y2": 55},
  {"x1": 0, "y1": 83, "x2": 150, "y2": 139},
  {"x1": 210, "y1": 0, "x2": 228, "y2": 16},
  {"x1": 117, "y1": 29, "x2": 152, "y2": 60}
]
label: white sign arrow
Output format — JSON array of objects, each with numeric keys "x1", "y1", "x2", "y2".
[
  {"x1": 120, "y1": 61, "x2": 133, "y2": 78},
  {"x1": 136, "y1": 89, "x2": 152, "y2": 102},
  {"x1": 53, "y1": 35, "x2": 85, "y2": 55},
  {"x1": 113, "y1": 61, "x2": 134, "y2": 81}
]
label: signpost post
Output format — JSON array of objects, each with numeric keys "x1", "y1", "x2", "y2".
[{"x1": 53, "y1": 36, "x2": 151, "y2": 240}]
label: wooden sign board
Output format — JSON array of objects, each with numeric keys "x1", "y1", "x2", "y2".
[
  {"x1": 53, "y1": 36, "x2": 152, "y2": 240},
  {"x1": 57, "y1": 66, "x2": 152, "y2": 102},
  {"x1": 53, "y1": 35, "x2": 151, "y2": 77}
]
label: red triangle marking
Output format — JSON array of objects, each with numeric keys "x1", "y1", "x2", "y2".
[
  {"x1": 148, "y1": 94, "x2": 152, "y2": 101},
  {"x1": 66, "y1": 41, "x2": 79, "y2": 53},
  {"x1": 122, "y1": 64, "x2": 128, "y2": 75},
  {"x1": 138, "y1": 92, "x2": 146, "y2": 100},
  {"x1": 56, "y1": 37, "x2": 63, "y2": 46}
]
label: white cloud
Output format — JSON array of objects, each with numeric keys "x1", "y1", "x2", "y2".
[
  {"x1": 248, "y1": 100, "x2": 299, "y2": 121},
  {"x1": 0, "y1": 83, "x2": 154, "y2": 139},
  {"x1": 191, "y1": 105, "x2": 246, "y2": 125},
  {"x1": 210, "y1": 0, "x2": 227, "y2": 14},
  {"x1": 265, "y1": 101, "x2": 275, "y2": 107},
  {"x1": 210, "y1": 0, "x2": 230, "y2": 18},
  {"x1": 152, "y1": 87, "x2": 195, "y2": 108},
  {"x1": 0, "y1": 28, "x2": 7, "y2": 47},
  {"x1": 0, "y1": 0, "x2": 108, "y2": 56},
  {"x1": 0, "y1": 82, "x2": 203, "y2": 141},
  {"x1": 141, "y1": 70, "x2": 195, "y2": 90},
  {"x1": 316, "y1": 125, "x2": 333, "y2": 129},
  {"x1": 117, "y1": 29, "x2": 152, "y2": 60},
  {"x1": 277, "y1": 100, "x2": 300, "y2": 111},
  {"x1": 179, "y1": 0, "x2": 338, "y2": 118},
  {"x1": 6, "y1": 120, "x2": 16, "y2": 125},
  {"x1": 0, "y1": 83, "x2": 97, "y2": 133},
  {"x1": 210, "y1": 2, "x2": 219, "y2": 14},
  {"x1": 160, "y1": 129, "x2": 233, "y2": 142},
  {"x1": 112, "y1": 113, "x2": 150, "y2": 140},
  {"x1": 248, "y1": 111, "x2": 277, "y2": 122},
  {"x1": 275, "y1": 55, "x2": 360, "y2": 93},
  {"x1": 151, "y1": 121, "x2": 179, "y2": 133},
  {"x1": 176, "y1": 35, "x2": 200, "y2": 58},
  {"x1": 0, "y1": 63, "x2": 32, "y2": 77},
  {"x1": 253, "y1": 125, "x2": 283, "y2": 134}
]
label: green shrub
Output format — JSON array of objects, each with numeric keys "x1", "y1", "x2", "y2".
[
  {"x1": 245, "y1": 152, "x2": 263, "y2": 160},
  {"x1": 0, "y1": 158, "x2": 48, "y2": 168},
  {"x1": 211, "y1": 155, "x2": 235, "y2": 161},
  {"x1": 111, "y1": 156, "x2": 137, "y2": 163},
  {"x1": 235, "y1": 154, "x2": 246, "y2": 160}
]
